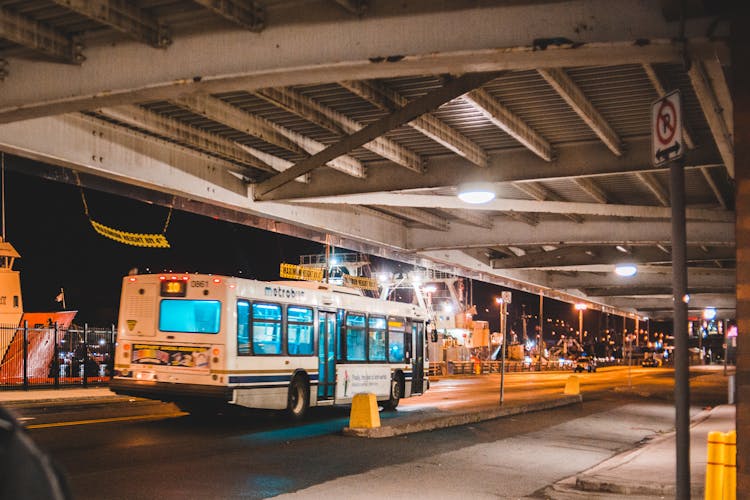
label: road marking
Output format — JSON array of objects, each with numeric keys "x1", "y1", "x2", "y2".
[{"x1": 26, "y1": 412, "x2": 187, "y2": 429}]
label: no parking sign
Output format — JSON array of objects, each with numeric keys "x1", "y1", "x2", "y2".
[{"x1": 651, "y1": 90, "x2": 684, "y2": 166}]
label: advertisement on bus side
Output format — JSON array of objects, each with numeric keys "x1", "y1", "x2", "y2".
[
  {"x1": 336, "y1": 365, "x2": 391, "y2": 399},
  {"x1": 131, "y1": 344, "x2": 210, "y2": 368}
]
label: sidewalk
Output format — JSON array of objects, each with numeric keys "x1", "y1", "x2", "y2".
[
  {"x1": 0, "y1": 387, "x2": 120, "y2": 405},
  {"x1": 547, "y1": 404, "x2": 736, "y2": 499}
]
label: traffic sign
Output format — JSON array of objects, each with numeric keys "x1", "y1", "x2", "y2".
[
  {"x1": 501, "y1": 291, "x2": 512, "y2": 303},
  {"x1": 652, "y1": 90, "x2": 684, "y2": 166}
]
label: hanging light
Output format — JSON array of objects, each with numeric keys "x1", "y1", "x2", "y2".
[
  {"x1": 457, "y1": 182, "x2": 495, "y2": 204},
  {"x1": 614, "y1": 264, "x2": 637, "y2": 277}
]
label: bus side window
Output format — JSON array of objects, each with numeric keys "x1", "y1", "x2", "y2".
[
  {"x1": 287, "y1": 306, "x2": 314, "y2": 355},
  {"x1": 252, "y1": 303, "x2": 282, "y2": 355},
  {"x1": 237, "y1": 300, "x2": 250, "y2": 356},
  {"x1": 345, "y1": 312, "x2": 366, "y2": 361},
  {"x1": 388, "y1": 317, "x2": 405, "y2": 362}
]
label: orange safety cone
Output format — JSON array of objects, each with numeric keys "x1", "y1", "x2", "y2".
[
  {"x1": 722, "y1": 430, "x2": 736, "y2": 500},
  {"x1": 705, "y1": 431, "x2": 726, "y2": 500}
]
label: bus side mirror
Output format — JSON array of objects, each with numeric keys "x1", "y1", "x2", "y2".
[{"x1": 431, "y1": 329, "x2": 438, "y2": 343}]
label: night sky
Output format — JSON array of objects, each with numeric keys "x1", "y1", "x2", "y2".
[{"x1": 3, "y1": 156, "x2": 608, "y2": 333}]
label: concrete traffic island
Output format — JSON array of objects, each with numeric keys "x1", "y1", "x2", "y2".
[{"x1": 343, "y1": 394, "x2": 583, "y2": 438}]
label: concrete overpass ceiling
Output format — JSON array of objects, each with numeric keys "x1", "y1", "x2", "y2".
[{"x1": 0, "y1": 0, "x2": 736, "y2": 320}]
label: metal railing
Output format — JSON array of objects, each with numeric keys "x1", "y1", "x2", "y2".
[{"x1": 0, "y1": 322, "x2": 115, "y2": 390}]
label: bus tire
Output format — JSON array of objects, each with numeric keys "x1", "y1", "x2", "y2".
[
  {"x1": 381, "y1": 374, "x2": 403, "y2": 411},
  {"x1": 286, "y1": 375, "x2": 309, "y2": 420}
]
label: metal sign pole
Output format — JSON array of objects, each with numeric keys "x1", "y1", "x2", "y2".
[
  {"x1": 499, "y1": 300, "x2": 507, "y2": 405},
  {"x1": 671, "y1": 160, "x2": 690, "y2": 498}
]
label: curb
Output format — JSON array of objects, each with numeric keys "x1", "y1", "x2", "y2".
[
  {"x1": 343, "y1": 394, "x2": 583, "y2": 438},
  {"x1": 564, "y1": 406, "x2": 719, "y2": 496}
]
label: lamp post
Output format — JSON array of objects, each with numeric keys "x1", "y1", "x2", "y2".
[
  {"x1": 496, "y1": 296, "x2": 508, "y2": 405},
  {"x1": 574, "y1": 303, "x2": 587, "y2": 345}
]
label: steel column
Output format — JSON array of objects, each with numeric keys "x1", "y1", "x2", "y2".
[{"x1": 671, "y1": 160, "x2": 690, "y2": 499}]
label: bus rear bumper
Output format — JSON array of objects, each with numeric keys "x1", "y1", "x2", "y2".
[{"x1": 110, "y1": 378, "x2": 233, "y2": 403}]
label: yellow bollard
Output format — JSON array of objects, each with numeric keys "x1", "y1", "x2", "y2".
[
  {"x1": 563, "y1": 375, "x2": 580, "y2": 395},
  {"x1": 722, "y1": 430, "x2": 736, "y2": 500},
  {"x1": 705, "y1": 431, "x2": 726, "y2": 500},
  {"x1": 348, "y1": 393, "x2": 380, "y2": 429}
]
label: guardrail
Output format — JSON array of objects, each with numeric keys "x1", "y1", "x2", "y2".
[
  {"x1": 428, "y1": 358, "x2": 631, "y2": 377},
  {"x1": 0, "y1": 322, "x2": 115, "y2": 390}
]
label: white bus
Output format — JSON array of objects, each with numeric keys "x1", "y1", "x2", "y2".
[{"x1": 110, "y1": 273, "x2": 430, "y2": 419}]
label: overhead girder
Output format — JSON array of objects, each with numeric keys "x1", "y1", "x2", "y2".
[
  {"x1": 513, "y1": 181, "x2": 584, "y2": 223},
  {"x1": 95, "y1": 106, "x2": 275, "y2": 174},
  {"x1": 538, "y1": 67, "x2": 624, "y2": 156},
  {"x1": 0, "y1": 6, "x2": 84, "y2": 63},
  {"x1": 170, "y1": 93, "x2": 365, "y2": 178},
  {"x1": 252, "y1": 136, "x2": 723, "y2": 201},
  {"x1": 0, "y1": 0, "x2": 727, "y2": 123},
  {"x1": 295, "y1": 192, "x2": 733, "y2": 222},
  {"x1": 463, "y1": 88, "x2": 553, "y2": 162},
  {"x1": 191, "y1": 0, "x2": 265, "y2": 31},
  {"x1": 48, "y1": 0, "x2": 170, "y2": 48},
  {"x1": 339, "y1": 79, "x2": 489, "y2": 168},
  {"x1": 254, "y1": 87, "x2": 423, "y2": 172},
  {"x1": 688, "y1": 60, "x2": 735, "y2": 177},
  {"x1": 409, "y1": 219, "x2": 734, "y2": 251},
  {"x1": 543, "y1": 268, "x2": 735, "y2": 290},
  {"x1": 490, "y1": 245, "x2": 736, "y2": 269},
  {"x1": 0, "y1": 113, "x2": 407, "y2": 250},
  {"x1": 253, "y1": 72, "x2": 499, "y2": 198}
]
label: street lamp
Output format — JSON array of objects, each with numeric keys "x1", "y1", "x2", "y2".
[
  {"x1": 574, "y1": 303, "x2": 587, "y2": 344},
  {"x1": 495, "y1": 296, "x2": 508, "y2": 405}
]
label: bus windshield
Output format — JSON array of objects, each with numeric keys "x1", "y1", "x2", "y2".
[{"x1": 159, "y1": 299, "x2": 221, "y2": 333}]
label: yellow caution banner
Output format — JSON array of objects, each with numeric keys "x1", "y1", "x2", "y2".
[
  {"x1": 343, "y1": 274, "x2": 379, "y2": 291},
  {"x1": 279, "y1": 263, "x2": 324, "y2": 281},
  {"x1": 90, "y1": 219, "x2": 170, "y2": 248}
]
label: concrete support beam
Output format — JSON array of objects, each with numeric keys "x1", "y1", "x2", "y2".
[
  {"x1": 96, "y1": 105, "x2": 274, "y2": 173},
  {"x1": 463, "y1": 88, "x2": 554, "y2": 161},
  {"x1": 49, "y1": 0, "x2": 170, "y2": 48},
  {"x1": 689, "y1": 60, "x2": 735, "y2": 177},
  {"x1": 573, "y1": 177, "x2": 610, "y2": 204},
  {"x1": 338, "y1": 79, "x2": 489, "y2": 168},
  {"x1": 0, "y1": 6, "x2": 83, "y2": 63},
  {"x1": 172, "y1": 94, "x2": 364, "y2": 178},
  {"x1": 254, "y1": 72, "x2": 497, "y2": 198},
  {"x1": 191, "y1": 0, "x2": 264, "y2": 31},
  {"x1": 538, "y1": 67, "x2": 624, "y2": 156},
  {"x1": 255, "y1": 87, "x2": 423, "y2": 172},
  {"x1": 373, "y1": 206, "x2": 448, "y2": 231},
  {"x1": 636, "y1": 172, "x2": 669, "y2": 206},
  {"x1": 295, "y1": 192, "x2": 733, "y2": 223},
  {"x1": 256, "y1": 135, "x2": 722, "y2": 201},
  {"x1": 0, "y1": 114, "x2": 406, "y2": 249},
  {"x1": 408, "y1": 220, "x2": 734, "y2": 251}
]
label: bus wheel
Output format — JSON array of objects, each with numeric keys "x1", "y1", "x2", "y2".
[
  {"x1": 381, "y1": 374, "x2": 402, "y2": 411},
  {"x1": 286, "y1": 376, "x2": 309, "y2": 420}
]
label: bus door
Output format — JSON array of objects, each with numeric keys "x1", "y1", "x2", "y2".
[
  {"x1": 318, "y1": 310, "x2": 337, "y2": 400},
  {"x1": 411, "y1": 322, "x2": 425, "y2": 394}
]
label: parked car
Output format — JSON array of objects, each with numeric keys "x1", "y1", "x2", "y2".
[
  {"x1": 642, "y1": 357, "x2": 661, "y2": 367},
  {"x1": 574, "y1": 356, "x2": 597, "y2": 373}
]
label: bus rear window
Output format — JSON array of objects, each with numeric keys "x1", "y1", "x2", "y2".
[{"x1": 159, "y1": 300, "x2": 221, "y2": 333}]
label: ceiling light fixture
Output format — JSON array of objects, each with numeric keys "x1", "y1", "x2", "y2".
[
  {"x1": 457, "y1": 182, "x2": 495, "y2": 204},
  {"x1": 614, "y1": 264, "x2": 637, "y2": 277}
]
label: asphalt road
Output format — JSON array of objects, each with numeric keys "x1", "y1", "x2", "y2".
[{"x1": 10, "y1": 366, "x2": 729, "y2": 499}]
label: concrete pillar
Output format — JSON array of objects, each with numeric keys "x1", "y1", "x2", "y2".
[{"x1": 733, "y1": 5, "x2": 750, "y2": 492}]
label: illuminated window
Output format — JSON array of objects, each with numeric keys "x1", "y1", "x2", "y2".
[
  {"x1": 368, "y1": 315, "x2": 387, "y2": 361},
  {"x1": 388, "y1": 317, "x2": 406, "y2": 362},
  {"x1": 252, "y1": 303, "x2": 282, "y2": 355},
  {"x1": 159, "y1": 300, "x2": 221, "y2": 333},
  {"x1": 237, "y1": 300, "x2": 250, "y2": 355},
  {"x1": 287, "y1": 306, "x2": 314, "y2": 355},
  {"x1": 345, "y1": 313, "x2": 366, "y2": 361}
]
